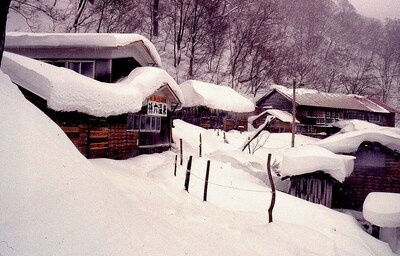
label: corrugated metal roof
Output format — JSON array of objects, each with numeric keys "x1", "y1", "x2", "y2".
[{"x1": 277, "y1": 89, "x2": 396, "y2": 113}]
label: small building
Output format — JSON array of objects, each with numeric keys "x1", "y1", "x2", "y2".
[
  {"x1": 256, "y1": 86, "x2": 398, "y2": 138},
  {"x1": 5, "y1": 32, "x2": 160, "y2": 83},
  {"x1": 250, "y1": 109, "x2": 299, "y2": 133},
  {"x1": 280, "y1": 145, "x2": 355, "y2": 208},
  {"x1": 2, "y1": 51, "x2": 183, "y2": 159},
  {"x1": 316, "y1": 128, "x2": 400, "y2": 210},
  {"x1": 176, "y1": 80, "x2": 254, "y2": 131}
]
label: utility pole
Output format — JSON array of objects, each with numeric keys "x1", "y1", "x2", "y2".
[{"x1": 291, "y1": 80, "x2": 296, "y2": 148}]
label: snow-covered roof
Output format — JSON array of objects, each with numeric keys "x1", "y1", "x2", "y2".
[
  {"x1": 257, "y1": 86, "x2": 397, "y2": 114},
  {"x1": 280, "y1": 145, "x2": 355, "y2": 182},
  {"x1": 179, "y1": 80, "x2": 254, "y2": 113},
  {"x1": 363, "y1": 192, "x2": 400, "y2": 228},
  {"x1": 2, "y1": 52, "x2": 184, "y2": 117},
  {"x1": 5, "y1": 32, "x2": 162, "y2": 67},
  {"x1": 315, "y1": 129, "x2": 400, "y2": 154},
  {"x1": 249, "y1": 109, "x2": 299, "y2": 124},
  {"x1": 333, "y1": 119, "x2": 382, "y2": 133}
]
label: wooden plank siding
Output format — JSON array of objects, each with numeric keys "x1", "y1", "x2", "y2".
[
  {"x1": 289, "y1": 172, "x2": 334, "y2": 208},
  {"x1": 332, "y1": 145, "x2": 400, "y2": 210}
]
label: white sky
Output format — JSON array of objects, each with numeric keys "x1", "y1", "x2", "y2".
[{"x1": 348, "y1": 0, "x2": 400, "y2": 20}]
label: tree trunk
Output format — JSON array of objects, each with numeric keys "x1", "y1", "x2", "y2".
[
  {"x1": 152, "y1": 0, "x2": 160, "y2": 37},
  {"x1": 0, "y1": 0, "x2": 12, "y2": 67}
]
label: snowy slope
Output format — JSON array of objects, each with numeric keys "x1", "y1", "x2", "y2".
[{"x1": 0, "y1": 71, "x2": 395, "y2": 255}]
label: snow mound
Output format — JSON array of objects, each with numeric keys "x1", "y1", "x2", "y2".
[
  {"x1": 2, "y1": 52, "x2": 184, "y2": 117},
  {"x1": 280, "y1": 145, "x2": 355, "y2": 182},
  {"x1": 0, "y1": 70, "x2": 141, "y2": 255},
  {"x1": 363, "y1": 192, "x2": 400, "y2": 228},
  {"x1": 333, "y1": 119, "x2": 382, "y2": 133},
  {"x1": 315, "y1": 129, "x2": 400, "y2": 153},
  {"x1": 179, "y1": 80, "x2": 254, "y2": 113}
]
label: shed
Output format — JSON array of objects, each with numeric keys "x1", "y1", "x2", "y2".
[
  {"x1": 176, "y1": 80, "x2": 255, "y2": 131},
  {"x1": 250, "y1": 109, "x2": 299, "y2": 133},
  {"x1": 316, "y1": 128, "x2": 400, "y2": 210},
  {"x1": 2, "y1": 52, "x2": 183, "y2": 159},
  {"x1": 280, "y1": 145, "x2": 355, "y2": 208}
]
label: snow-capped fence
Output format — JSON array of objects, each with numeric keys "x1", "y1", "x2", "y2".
[{"x1": 179, "y1": 153, "x2": 276, "y2": 222}]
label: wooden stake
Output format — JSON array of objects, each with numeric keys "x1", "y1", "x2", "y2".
[
  {"x1": 267, "y1": 153, "x2": 276, "y2": 223},
  {"x1": 203, "y1": 160, "x2": 211, "y2": 201},
  {"x1": 199, "y1": 133, "x2": 202, "y2": 157},
  {"x1": 184, "y1": 156, "x2": 193, "y2": 192},
  {"x1": 174, "y1": 154, "x2": 177, "y2": 176},
  {"x1": 180, "y1": 138, "x2": 183, "y2": 166}
]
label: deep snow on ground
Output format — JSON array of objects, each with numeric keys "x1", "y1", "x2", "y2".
[{"x1": 0, "y1": 72, "x2": 396, "y2": 255}]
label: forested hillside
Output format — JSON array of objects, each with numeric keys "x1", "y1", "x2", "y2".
[{"x1": 8, "y1": 0, "x2": 400, "y2": 104}]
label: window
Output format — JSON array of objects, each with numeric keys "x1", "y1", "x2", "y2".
[
  {"x1": 127, "y1": 114, "x2": 161, "y2": 132},
  {"x1": 68, "y1": 61, "x2": 95, "y2": 78},
  {"x1": 306, "y1": 110, "x2": 316, "y2": 118}
]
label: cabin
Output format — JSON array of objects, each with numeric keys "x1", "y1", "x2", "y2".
[
  {"x1": 316, "y1": 128, "x2": 400, "y2": 210},
  {"x1": 4, "y1": 32, "x2": 160, "y2": 83},
  {"x1": 176, "y1": 80, "x2": 255, "y2": 132},
  {"x1": 249, "y1": 109, "x2": 299, "y2": 133},
  {"x1": 280, "y1": 145, "x2": 355, "y2": 208},
  {"x1": 2, "y1": 51, "x2": 183, "y2": 160},
  {"x1": 256, "y1": 86, "x2": 397, "y2": 138}
]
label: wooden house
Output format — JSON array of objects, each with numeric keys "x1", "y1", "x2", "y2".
[
  {"x1": 250, "y1": 109, "x2": 299, "y2": 133},
  {"x1": 280, "y1": 145, "x2": 355, "y2": 208},
  {"x1": 176, "y1": 80, "x2": 255, "y2": 132},
  {"x1": 3, "y1": 48, "x2": 183, "y2": 159},
  {"x1": 316, "y1": 129, "x2": 400, "y2": 210},
  {"x1": 5, "y1": 32, "x2": 160, "y2": 83},
  {"x1": 332, "y1": 142, "x2": 400, "y2": 210},
  {"x1": 256, "y1": 87, "x2": 398, "y2": 138}
]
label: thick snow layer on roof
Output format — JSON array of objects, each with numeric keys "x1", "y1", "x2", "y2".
[
  {"x1": 2, "y1": 52, "x2": 184, "y2": 117},
  {"x1": 363, "y1": 192, "x2": 400, "y2": 228},
  {"x1": 333, "y1": 119, "x2": 382, "y2": 133},
  {"x1": 179, "y1": 80, "x2": 254, "y2": 113},
  {"x1": 280, "y1": 145, "x2": 355, "y2": 182},
  {"x1": 315, "y1": 129, "x2": 400, "y2": 154},
  {"x1": 267, "y1": 109, "x2": 299, "y2": 123},
  {"x1": 5, "y1": 32, "x2": 162, "y2": 66}
]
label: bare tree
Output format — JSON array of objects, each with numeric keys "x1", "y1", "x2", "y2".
[{"x1": 0, "y1": 0, "x2": 12, "y2": 67}]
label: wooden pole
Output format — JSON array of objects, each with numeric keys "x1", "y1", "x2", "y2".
[
  {"x1": 184, "y1": 156, "x2": 193, "y2": 192},
  {"x1": 291, "y1": 79, "x2": 296, "y2": 148},
  {"x1": 174, "y1": 154, "x2": 177, "y2": 176},
  {"x1": 199, "y1": 133, "x2": 202, "y2": 157},
  {"x1": 180, "y1": 138, "x2": 183, "y2": 166},
  {"x1": 203, "y1": 160, "x2": 211, "y2": 201},
  {"x1": 267, "y1": 153, "x2": 276, "y2": 223}
]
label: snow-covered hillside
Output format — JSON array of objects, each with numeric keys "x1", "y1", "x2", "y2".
[{"x1": 0, "y1": 71, "x2": 396, "y2": 255}]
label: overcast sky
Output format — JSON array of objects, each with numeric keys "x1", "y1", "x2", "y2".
[{"x1": 348, "y1": 0, "x2": 400, "y2": 20}]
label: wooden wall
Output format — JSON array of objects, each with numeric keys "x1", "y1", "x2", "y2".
[
  {"x1": 332, "y1": 144, "x2": 400, "y2": 210},
  {"x1": 289, "y1": 172, "x2": 334, "y2": 208},
  {"x1": 18, "y1": 87, "x2": 171, "y2": 160}
]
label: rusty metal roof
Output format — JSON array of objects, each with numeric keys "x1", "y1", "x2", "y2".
[{"x1": 276, "y1": 89, "x2": 397, "y2": 113}]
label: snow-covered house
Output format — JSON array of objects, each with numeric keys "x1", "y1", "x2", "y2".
[
  {"x1": 2, "y1": 51, "x2": 183, "y2": 159},
  {"x1": 4, "y1": 32, "x2": 160, "y2": 82},
  {"x1": 176, "y1": 80, "x2": 255, "y2": 132},
  {"x1": 280, "y1": 145, "x2": 355, "y2": 208},
  {"x1": 256, "y1": 86, "x2": 398, "y2": 138},
  {"x1": 250, "y1": 109, "x2": 299, "y2": 133},
  {"x1": 316, "y1": 127, "x2": 400, "y2": 210}
]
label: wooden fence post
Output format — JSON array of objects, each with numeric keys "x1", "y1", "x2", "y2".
[
  {"x1": 199, "y1": 133, "x2": 202, "y2": 157},
  {"x1": 180, "y1": 138, "x2": 183, "y2": 166},
  {"x1": 203, "y1": 160, "x2": 211, "y2": 201},
  {"x1": 184, "y1": 156, "x2": 193, "y2": 192},
  {"x1": 174, "y1": 154, "x2": 177, "y2": 176},
  {"x1": 267, "y1": 153, "x2": 276, "y2": 223}
]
